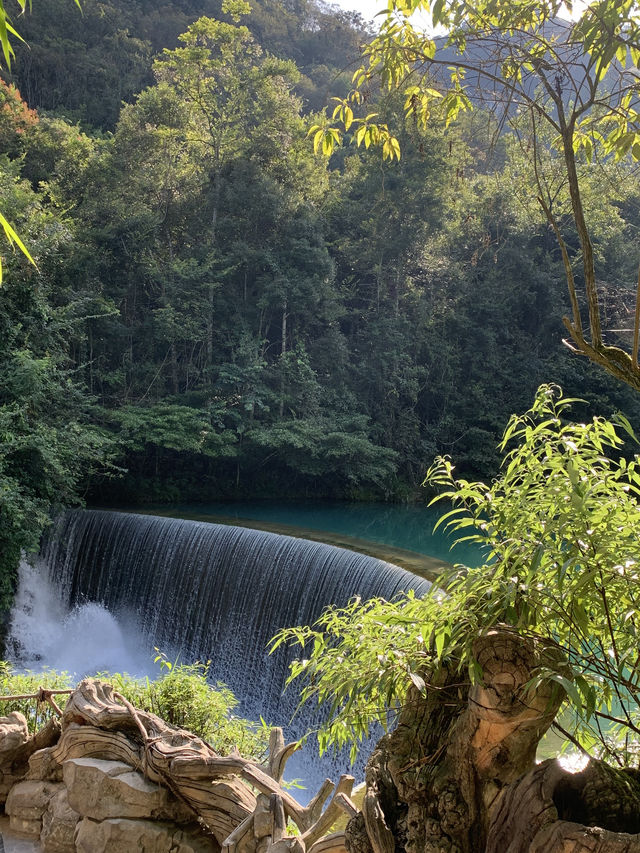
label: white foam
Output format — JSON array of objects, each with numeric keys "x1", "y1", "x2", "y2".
[{"x1": 8, "y1": 559, "x2": 152, "y2": 678}]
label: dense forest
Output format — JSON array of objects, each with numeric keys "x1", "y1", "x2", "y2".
[
  {"x1": 2, "y1": 0, "x2": 640, "y2": 592},
  {"x1": 6, "y1": 3, "x2": 640, "y2": 850}
]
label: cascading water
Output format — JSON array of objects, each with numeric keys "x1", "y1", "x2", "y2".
[
  {"x1": 12, "y1": 509, "x2": 431, "y2": 788},
  {"x1": 10, "y1": 562, "x2": 151, "y2": 677}
]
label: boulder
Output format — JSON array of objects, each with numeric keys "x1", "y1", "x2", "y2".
[
  {"x1": 75, "y1": 817, "x2": 220, "y2": 853},
  {"x1": 63, "y1": 757, "x2": 196, "y2": 822},
  {"x1": 0, "y1": 711, "x2": 30, "y2": 803},
  {"x1": 41, "y1": 787, "x2": 80, "y2": 853},
  {"x1": 5, "y1": 779, "x2": 63, "y2": 837},
  {"x1": 27, "y1": 745, "x2": 63, "y2": 782},
  {"x1": 0, "y1": 711, "x2": 29, "y2": 755}
]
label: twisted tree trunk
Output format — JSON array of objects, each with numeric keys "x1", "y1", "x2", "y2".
[{"x1": 348, "y1": 628, "x2": 640, "y2": 853}]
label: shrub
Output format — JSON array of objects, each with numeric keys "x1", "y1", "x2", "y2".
[
  {"x1": 0, "y1": 659, "x2": 269, "y2": 760},
  {"x1": 273, "y1": 385, "x2": 640, "y2": 764}
]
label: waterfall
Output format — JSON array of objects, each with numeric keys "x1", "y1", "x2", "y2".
[
  {"x1": 9, "y1": 561, "x2": 151, "y2": 677},
  {"x1": 18, "y1": 509, "x2": 431, "y2": 786}
]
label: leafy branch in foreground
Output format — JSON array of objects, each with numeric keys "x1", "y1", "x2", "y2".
[
  {"x1": 313, "y1": 0, "x2": 640, "y2": 393},
  {"x1": 0, "y1": 0, "x2": 81, "y2": 281},
  {"x1": 0, "y1": 211, "x2": 33, "y2": 282},
  {"x1": 273, "y1": 385, "x2": 640, "y2": 764}
]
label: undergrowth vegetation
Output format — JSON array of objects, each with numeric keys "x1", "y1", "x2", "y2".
[{"x1": 0, "y1": 659, "x2": 269, "y2": 760}]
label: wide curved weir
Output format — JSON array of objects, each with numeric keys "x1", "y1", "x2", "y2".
[{"x1": 37, "y1": 509, "x2": 430, "y2": 731}]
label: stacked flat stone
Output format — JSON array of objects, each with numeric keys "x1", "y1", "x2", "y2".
[{"x1": 5, "y1": 755, "x2": 215, "y2": 853}]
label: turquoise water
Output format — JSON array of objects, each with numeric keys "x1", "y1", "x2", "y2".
[{"x1": 140, "y1": 501, "x2": 484, "y2": 567}]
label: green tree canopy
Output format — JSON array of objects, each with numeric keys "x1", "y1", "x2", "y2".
[{"x1": 318, "y1": 0, "x2": 640, "y2": 393}]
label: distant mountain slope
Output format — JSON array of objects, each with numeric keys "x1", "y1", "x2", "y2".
[{"x1": 9, "y1": 0, "x2": 369, "y2": 129}]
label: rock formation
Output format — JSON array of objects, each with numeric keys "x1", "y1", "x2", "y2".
[
  {"x1": 4, "y1": 645, "x2": 640, "y2": 853},
  {"x1": 0, "y1": 678, "x2": 357, "y2": 853}
]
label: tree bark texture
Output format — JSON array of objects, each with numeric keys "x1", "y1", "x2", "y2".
[{"x1": 348, "y1": 628, "x2": 640, "y2": 853}]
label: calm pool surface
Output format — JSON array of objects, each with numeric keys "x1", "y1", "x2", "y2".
[{"x1": 137, "y1": 500, "x2": 484, "y2": 567}]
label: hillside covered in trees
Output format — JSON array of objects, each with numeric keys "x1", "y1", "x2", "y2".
[
  {"x1": 5, "y1": 2, "x2": 640, "y2": 850},
  {"x1": 3, "y1": 0, "x2": 640, "y2": 578}
]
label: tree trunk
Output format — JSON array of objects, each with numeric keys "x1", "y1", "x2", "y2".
[
  {"x1": 488, "y1": 758, "x2": 640, "y2": 853},
  {"x1": 171, "y1": 341, "x2": 179, "y2": 394},
  {"x1": 348, "y1": 628, "x2": 640, "y2": 853},
  {"x1": 206, "y1": 166, "x2": 221, "y2": 389},
  {"x1": 279, "y1": 299, "x2": 287, "y2": 419}
]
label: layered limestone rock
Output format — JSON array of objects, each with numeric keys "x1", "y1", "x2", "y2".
[
  {"x1": 63, "y1": 757, "x2": 196, "y2": 823},
  {"x1": 0, "y1": 708, "x2": 61, "y2": 808},
  {"x1": 75, "y1": 817, "x2": 218, "y2": 853},
  {"x1": 0, "y1": 712, "x2": 28, "y2": 756},
  {"x1": 5, "y1": 779, "x2": 64, "y2": 838},
  {"x1": 41, "y1": 788, "x2": 80, "y2": 853},
  {"x1": 0, "y1": 711, "x2": 29, "y2": 803},
  {"x1": 4, "y1": 755, "x2": 207, "y2": 851}
]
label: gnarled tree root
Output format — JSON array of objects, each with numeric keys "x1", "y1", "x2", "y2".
[
  {"x1": 487, "y1": 758, "x2": 640, "y2": 853},
  {"x1": 1, "y1": 678, "x2": 356, "y2": 853}
]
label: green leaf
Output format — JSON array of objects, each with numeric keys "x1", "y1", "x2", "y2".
[
  {"x1": 408, "y1": 671, "x2": 426, "y2": 694},
  {"x1": 549, "y1": 673, "x2": 580, "y2": 707},
  {"x1": 0, "y1": 211, "x2": 35, "y2": 284},
  {"x1": 435, "y1": 630, "x2": 447, "y2": 659}
]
